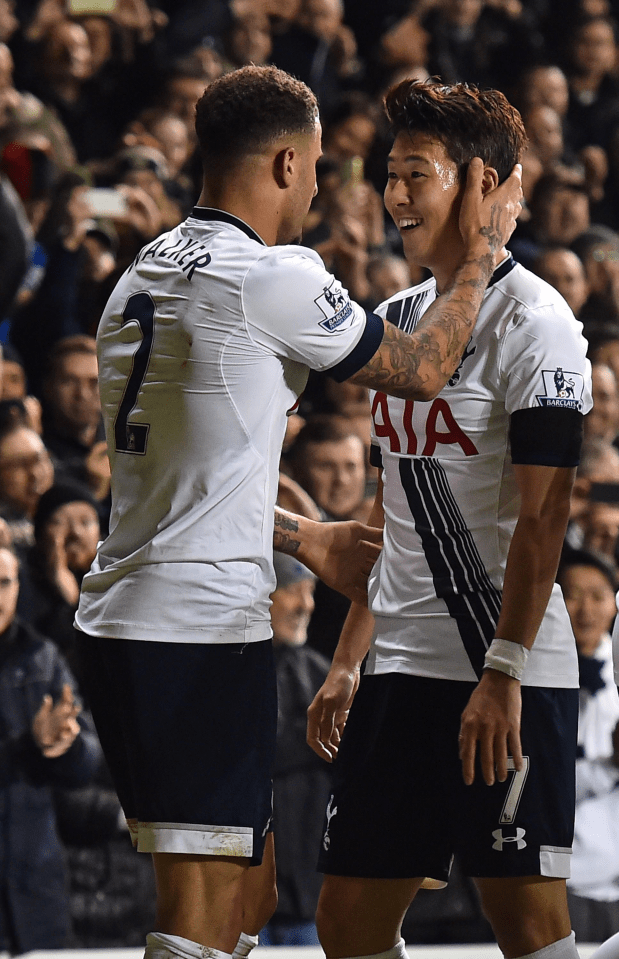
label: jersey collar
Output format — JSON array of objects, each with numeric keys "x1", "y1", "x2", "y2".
[
  {"x1": 488, "y1": 254, "x2": 517, "y2": 287},
  {"x1": 190, "y1": 207, "x2": 266, "y2": 246}
]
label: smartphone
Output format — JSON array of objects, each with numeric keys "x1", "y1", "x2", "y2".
[
  {"x1": 84, "y1": 187, "x2": 128, "y2": 218},
  {"x1": 590, "y1": 482, "x2": 619, "y2": 504},
  {"x1": 67, "y1": 0, "x2": 118, "y2": 15}
]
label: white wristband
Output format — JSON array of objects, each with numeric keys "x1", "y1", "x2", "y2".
[{"x1": 483, "y1": 638, "x2": 529, "y2": 681}]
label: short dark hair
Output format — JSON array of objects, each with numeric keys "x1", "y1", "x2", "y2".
[
  {"x1": 583, "y1": 321, "x2": 619, "y2": 360},
  {"x1": 44, "y1": 335, "x2": 97, "y2": 384},
  {"x1": 195, "y1": 65, "x2": 318, "y2": 173},
  {"x1": 287, "y1": 415, "x2": 362, "y2": 468},
  {"x1": 383, "y1": 79, "x2": 527, "y2": 185},
  {"x1": 558, "y1": 546, "x2": 618, "y2": 592}
]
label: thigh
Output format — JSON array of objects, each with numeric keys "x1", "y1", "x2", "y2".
[
  {"x1": 75, "y1": 634, "x2": 277, "y2": 863},
  {"x1": 450, "y1": 686, "x2": 578, "y2": 879}
]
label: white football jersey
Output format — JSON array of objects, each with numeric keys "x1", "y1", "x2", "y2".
[
  {"x1": 366, "y1": 256, "x2": 592, "y2": 688},
  {"x1": 75, "y1": 209, "x2": 382, "y2": 643}
]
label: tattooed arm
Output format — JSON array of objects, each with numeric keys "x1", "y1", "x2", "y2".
[
  {"x1": 349, "y1": 159, "x2": 522, "y2": 401},
  {"x1": 273, "y1": 508, "x2": 382, "y2": 604}
]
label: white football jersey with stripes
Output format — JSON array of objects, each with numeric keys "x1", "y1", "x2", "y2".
[
  {"x1": 366, "y1": 256, "x2": 592, "y2": 687},
  {"x1": 76, "y1": 209, "x2": 378, "y2": 643}
]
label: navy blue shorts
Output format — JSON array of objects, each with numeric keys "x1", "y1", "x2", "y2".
[
  {"x1": 75, "y1": 635, "x2": 277, "y2": 864},
  {"x1": 317, "y1": 673, "x2": 578, "y2": 880}
]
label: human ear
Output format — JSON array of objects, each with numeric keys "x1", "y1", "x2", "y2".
[
  {"x1": 481, "y1": 166, "x2": 500, "y2": 195},
  {"x1": 273, "y1": 146, "x2": 296, "y2": 188}
]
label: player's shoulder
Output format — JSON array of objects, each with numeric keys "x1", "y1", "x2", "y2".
[
  {"x1": 249, "y1": 242, "x2": 325, "y2": 277},
  {"x1": 374, "y1": 275, "x2": 437, "y2": 324},
  {"x1": 493, "y1": 257, "x2": 576, "y2": 323}
]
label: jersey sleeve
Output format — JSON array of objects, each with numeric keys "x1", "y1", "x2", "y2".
[
  {"x1": 501, "y1": 304, "x2": 592, "y2": 417},
  {"x1": 241, "y1": 245, "x2": 382, "y2": 376},
  {"x1": 501, "y1": 304, "x2": 592, "y2": 467}
]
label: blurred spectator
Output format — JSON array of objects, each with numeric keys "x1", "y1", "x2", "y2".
[
  {"x1": 584, "y1": 362, "x2": 619, "y2": 444},
  {"x1": 563, "y1": 14, "x2": 619, "y2": 155},
  {"x1": 259, "y1": 552, "x2": 330, "y2": 947},
  {"x1": 558, "y1": 548, "x2": 619, "y2": 942},
  {"x1": 421, "y1": 0, "x2": 544, "y2": 94},
  {"x1": 567, "y1": 436, "x2": 619, "y2": 551},
  {"x1": 1, "y1": 343, "x2": 42, "y2": 433},
  {"x1": 533, "y1": 245, "x2": 590, "y2": 317},
  {"x1": 40, "y1": 335, "x2": 110, "y2": 504},
  {"x1": 0, "y1": 417, "x2": 54, "y2": 550},
  {"x1": 286, "y1": 414, "x2": 368, "y2": 522},
  {"x1": 366, "y1": 252, "x2": 414, "y2": 311},
  {"x1": 222, "y1": 5, "x2": 272, "y2": 68},
  {"x1": 571, "y1": 224, "x2": 619, "y2": 324},
  {"x1": 0, "y1": 542, "x2": 101, "y2": 954},
  {"x1": 286, "y1": 415, "x2": 369, "y2": 659},
  {"x1": 0, "y1": 40, "x2": 76, "y2": 172},
  {"x1": 0, "y1": 0, "x2": 17, "y2": 44},
  {"x1": 517, "y1": 63, "x2": 571, "y2": 120},
  {"x1": 9, "y1": 169, "x2": 98, "y2": 393},
  {"x1": 157, "y1": 52, "x2": 223, "y2": 144},
  {"x1": 270, "y1": 0, "x2": 362, "y2": 113},
  {"x1": 586, "y1": 321, "x2": 619, "y2": 383},
  {"x1": 17, "y1": 480, "x2": 100, "y2": 672},
  {"x1": 376, "y1": 10, "x2": 430, "y2": 90},
  {"x1": 511, "y1": 172, "x2": 591, "y2": 269},
  {"x1": 0, "y1": 166, "x2": 31, "y2": 323},
  {"x1": 581, "y1": 496, "x2": 619, "y2": 562}
]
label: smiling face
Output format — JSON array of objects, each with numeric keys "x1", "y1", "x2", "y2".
[{"x1": 384, "y1": 131, "x2": 465, "y2": 286}]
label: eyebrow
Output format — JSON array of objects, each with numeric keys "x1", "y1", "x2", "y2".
[{"x1": 386, "y1": 154, "x2": 432, "y2": 165}]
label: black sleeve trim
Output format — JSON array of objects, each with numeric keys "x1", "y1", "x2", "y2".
[
  {"x1": 326, "y1": 311, "x2": 385, "y2": 383},
  {"x1": 509, "y1": 407, "x2": 584, "y2": 467},
  {"x1": 370, "y1": 443, "x2": 383, "y2": 468}
]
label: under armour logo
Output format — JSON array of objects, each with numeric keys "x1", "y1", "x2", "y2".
[
  {"x1": 323, "y1": 795, "x2": 338, "y2": 851},
  {"x1": 492, "y1": 828, "x2": 527, "y2": 851}
]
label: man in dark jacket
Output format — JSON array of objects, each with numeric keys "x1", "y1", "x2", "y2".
[{"x1": 0, "y1": 543, "x2": 100, "y2": 954}]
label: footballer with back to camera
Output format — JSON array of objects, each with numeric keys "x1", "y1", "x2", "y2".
[
  {"x1": 73, "y1": 65, "x2": 523, "y2": 959},
  {"x1": 308, "y1": 79, "x2": 593, "y2": 959}
]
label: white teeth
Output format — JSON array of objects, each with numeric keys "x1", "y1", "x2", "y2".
[{"x1": 399, "y1": 218, "x2": 421, "y2": 228}]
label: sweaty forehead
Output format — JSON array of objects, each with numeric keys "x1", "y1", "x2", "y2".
[{"x1": 388, "y1": 131, "x2": 452, "y2": 164}]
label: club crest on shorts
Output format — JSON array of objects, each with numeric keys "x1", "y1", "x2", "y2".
[
  {"x1": 492, "y1": 827, "x2": 527, "y2": 851},
  {"x1": 323, "y1": 795, "x2": 338, "y2": 850},
  {"x1": 315, "y1": 282, "x2": 354, "y2": 332},
  {"x1": 536, "y1": 368, "x2": 585, "y2": 410}
]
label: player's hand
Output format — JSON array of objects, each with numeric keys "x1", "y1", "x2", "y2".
[
  {"x1": 307, "y1": 663, "x2": 360, "y2": 762},
  {"x1": 310, "y1": 519, "x2": 382, "y2": 604},
  {"x1": 458, "y1": 669, "x2": 523, "y2": 786},
  {"x1": 32, "y1": 684, "x2": 81, "y2": 758},
  {"x1": 459, "y1": 158, "x2": 523, "y2": 260}
]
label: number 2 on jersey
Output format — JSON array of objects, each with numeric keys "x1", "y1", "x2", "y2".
[{"x1": 114, "y1": 291, "x2": 155, "y2": 454}]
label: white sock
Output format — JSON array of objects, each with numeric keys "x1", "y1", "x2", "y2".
[
  {"x1": 231, "y1": 933, "x2": 259, "y2": 959},
  {"x1": 338, "y1": 938, "x2": 408, "y2": 959},
  {"x1": 145, "y1": 931, "x2": 232, "y2": 959},
  {"x1": 514, "y1": 931, "x2": 580, "y2": 959},
  {"x1": 590, "y1": 932, "x2": 619, "y2": 959}
]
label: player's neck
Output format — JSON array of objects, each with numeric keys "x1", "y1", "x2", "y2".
[
  {"x1": 433, "y1": 246, "x2": 509, "y2": 294},
  {"x1": 197, "y1": 183, "x2": 281, "y2": 246}
]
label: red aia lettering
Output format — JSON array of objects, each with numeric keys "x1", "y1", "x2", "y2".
[
  {"x1": 422, "y1": 397, "x2": 478, "y2": 456},
  {"x1": 371, "y1": 392, "x2": 401, "y2": 453}
]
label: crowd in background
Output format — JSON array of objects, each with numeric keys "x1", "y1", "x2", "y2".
[{"x1": 3, "y1": 0, "x2": 619, "y2": 950}]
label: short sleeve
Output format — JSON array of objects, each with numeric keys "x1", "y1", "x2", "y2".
[
  {"x1": 500, "y1": 304, "x2": 592, "y2": 418},
  {"x1": 242, "y1": 246, "x2": 374, "y2": 373}
]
